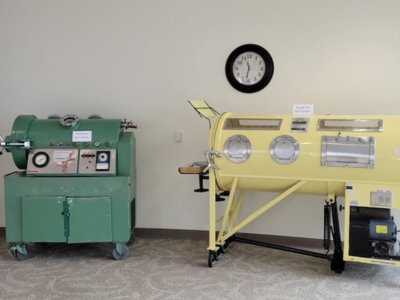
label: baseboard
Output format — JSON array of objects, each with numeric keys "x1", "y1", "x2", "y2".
[
  {"x1": 134, "y1": 228, "x2": 323, "y2": 249},
  {"x1": 0, "y1": 226, "x2": 323, "y2": 249}
]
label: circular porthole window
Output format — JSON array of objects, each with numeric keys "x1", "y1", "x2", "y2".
[
  {"x1": 269, "y1": 135, "x2": 299, "y2": 164},
  {"x1": 60, "y1": 114, "x2": 79, "y2": 128},
  {"x1": 224, "y1": 135, "x2": 252, "y2": 163}
]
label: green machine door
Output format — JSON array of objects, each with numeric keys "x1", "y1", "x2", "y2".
[
  {"x1": 21, "y1": 196, "x2": 112, "y2": 243},
  {"x1": 67, "y1": 197, "x2": 112, "y2": 243},
  {"x1": 22, "y1": 196, "x2": 66, "y2": 242}
]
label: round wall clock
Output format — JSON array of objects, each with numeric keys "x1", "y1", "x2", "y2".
[{"x1": 225, "y1": 44, "x2": 274, "y2": 93}]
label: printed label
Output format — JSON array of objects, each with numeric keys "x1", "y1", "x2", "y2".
[
  {"x1": 349, "y1": 200, "x2": 359, "y2": 206},
  {"x1": 73, "y1": 131, "x2": 92, "y2": 142},
  {"x1": 376, "y1": 225, "x2": 388, "y2": 234},
  {"x1": 53, "y1": 150, "x2": 77, "y2": 161}
]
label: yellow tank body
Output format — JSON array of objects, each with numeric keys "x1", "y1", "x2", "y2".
[{"x1": 209, "y1": 113, "x2": 400, "y2": 197}]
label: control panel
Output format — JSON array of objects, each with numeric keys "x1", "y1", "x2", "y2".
[
  {"x1": 27, "y1": 149, "x2": 116, "y2": 175},
  {"x1": 370, "y1": 190, "x2": 393, "y2": 207},
  {"x1": 79, "y1": 149, "x2": 116, "y2": 174}
]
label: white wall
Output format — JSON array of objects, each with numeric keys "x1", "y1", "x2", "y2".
[{"x1": 1, "y1": 0, "x2": 400, "y2": 239}]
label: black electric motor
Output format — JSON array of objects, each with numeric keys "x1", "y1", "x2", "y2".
[{"x1": 349, "y1": 207, "x2": 399, "y2": 258}]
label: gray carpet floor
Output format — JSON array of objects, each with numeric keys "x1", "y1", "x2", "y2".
[{"x1": 1, "y1": 233, "x2": 400, "y2": 299}]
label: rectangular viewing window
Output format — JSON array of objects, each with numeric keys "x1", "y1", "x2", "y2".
[
  {"x1": 321, "y1": 135, "x2": 375, "y2": 169},
  {"x1": 317, "y1": 119, "x2": 383, "y2": 132},
  {"x1": 224, "y1": 118, "x2": 282, "y2": 130}
]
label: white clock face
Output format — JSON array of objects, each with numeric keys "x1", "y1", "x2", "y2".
[{"x1": 232, "y1": 51, "x2": 266, "y2": 85}]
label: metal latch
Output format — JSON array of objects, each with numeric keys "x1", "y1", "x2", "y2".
[{"x1": 204, "y1": 150, "x2": 222, "y2": 172}]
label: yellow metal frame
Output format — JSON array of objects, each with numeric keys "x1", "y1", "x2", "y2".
[
  {"x1": 207, "y1": 171, "x2": 400, "y2": 267},
  {"x1": 208, "y1": 172, "x2": 308, "y2": 251}
]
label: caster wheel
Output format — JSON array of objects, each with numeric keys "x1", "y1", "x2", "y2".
[
  {"x1": 330, "y1": 251, "x2": 345, "y2": 274},
  {"x1": 13, "y1": 245, "x2": 34, "y2": 261},
  {"x1": 113, "y1": 245, "x2": 129, "y2": 260},
  {"x1": 331, "y1": 259, "x2": 345, "y2": 274},
  {"x1": 221, "y1": 242, "x2": 229, "y2": 253},
  {"x1": 16, "y1": 250, "x2": 33, "y2": 261},
  {"x1": 208, "y1": 252, "x2": 216, "y2": 267}
]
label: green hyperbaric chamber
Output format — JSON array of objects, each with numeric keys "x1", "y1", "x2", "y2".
[{"x1": 1, "y1": 114, "x2": 137, "y2": 260}]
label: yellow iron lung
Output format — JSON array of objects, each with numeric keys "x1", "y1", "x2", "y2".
[{"x1": 200, "y1": 110, "x2": 400, "y2": 270}]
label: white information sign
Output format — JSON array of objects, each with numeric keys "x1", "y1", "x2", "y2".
[
  {"x1": 293, "y1": 104, "x2": 314, "y2": 115},
  {"x1": 72, "y1": 131, "x2": 92, "y2": 142}
]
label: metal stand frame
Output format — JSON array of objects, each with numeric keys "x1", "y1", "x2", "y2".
[{"x1": 206, "y1": 172, "x2": 345, "y2": 273}]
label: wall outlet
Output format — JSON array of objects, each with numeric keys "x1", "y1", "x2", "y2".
[{"x1": 174, "y1": 131, "x2": 182, "y2": 143}]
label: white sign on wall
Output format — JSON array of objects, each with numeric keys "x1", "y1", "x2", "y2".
[{"x1": 293, "y1": 104, "x2": 314, "y2": 115}]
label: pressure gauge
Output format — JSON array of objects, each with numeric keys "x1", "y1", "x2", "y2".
[{"x1": 32, "y1": 152, "x2": 50, "y2": 168}]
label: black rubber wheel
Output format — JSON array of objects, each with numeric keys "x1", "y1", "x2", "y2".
[
  {"x1": 113, "y1": 245, "x2": 129, "y2": 260},
  {"x1": 15, "y1": 245, "x2": 34, "y2": 261},
  {"x1": 208, "y1": 252, "x2": 216, "y2": 267},
  {"x1": 330, "y1": 251, "x2": 345, "y2": 274}
]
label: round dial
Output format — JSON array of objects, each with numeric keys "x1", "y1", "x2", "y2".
[
  {"x1": 98, "y1": 152, "x2": 109, "y2": 162},
  {"x1": 32, "y1": 152, "x2": 49, "y2": 168},
  {"x1": 226, "y1": 44, "x2": 274, "y2": 93}
]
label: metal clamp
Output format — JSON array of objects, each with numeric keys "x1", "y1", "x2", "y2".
[{"x1": 204, "y1": 150, "x2": 222, "y2": 172}]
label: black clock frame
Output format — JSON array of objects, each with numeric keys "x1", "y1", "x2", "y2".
[{"x1": 225, "y1": 44, "x2": 274, "y2": 93}]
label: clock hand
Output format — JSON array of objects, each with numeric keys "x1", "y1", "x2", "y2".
[{"x1": 246, "y1": 62, "x2": 250, "y2": 78}]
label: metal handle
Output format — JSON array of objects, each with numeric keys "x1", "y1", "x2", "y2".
[
  {"x1": 0, "y1": 135, "x2": 31, "y2": 155},
  {"x1": 204, "y1": 150, "x2": 222, "y2": 172}
]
